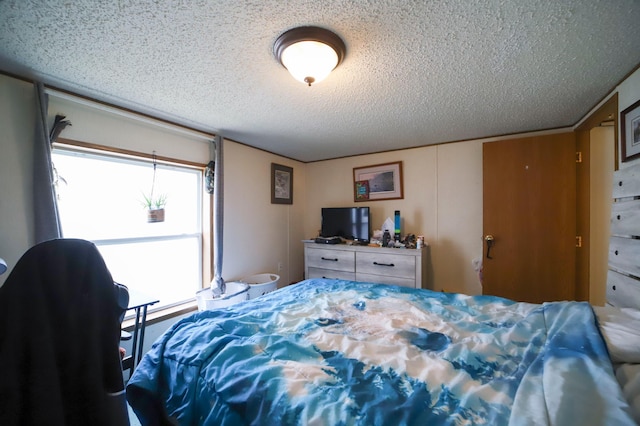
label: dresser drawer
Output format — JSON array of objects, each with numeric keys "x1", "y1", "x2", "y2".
[
  {"x1": 606, "y1": 269, "x2": 640, "y2": 309},
  {"x1": 356, "y1": 251, "x2": 415, "y2": 279},
  {"x1": 308, "y1": 267, "x2": 356, "y2": 281},
  {"x1": 356, "y1": 272, "x2": 415, "y2": 288},
  {"x1": 304, "y1": 242, "x2": 427, "y2": 290},
  {"x1": 306, "y1": 248, "x2": 355, "y2": 272}
]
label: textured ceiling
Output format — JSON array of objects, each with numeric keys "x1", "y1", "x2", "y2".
[{"x1": 1, "y1": 0, "x2": 639, "y2": 162}]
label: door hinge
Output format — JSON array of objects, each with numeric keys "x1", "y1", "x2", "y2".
[
  {"x1": 576, "y1": 236, "x2": 582, "y2": 247},
  {"x1": 576, "y1": 152, "x2": 582, "y2": 163}
]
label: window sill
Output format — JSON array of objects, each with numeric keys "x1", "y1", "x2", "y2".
[{"x1": 122, "y1": 299, "x2": 198, "y2": 331}]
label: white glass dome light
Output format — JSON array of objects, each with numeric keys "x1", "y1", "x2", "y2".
[
  {"x1": 280, "y1": 40, "x2": 339, "y2": 86},
  {"x1": 274, "y1": 26, "x2": 346, "y2": 87}
]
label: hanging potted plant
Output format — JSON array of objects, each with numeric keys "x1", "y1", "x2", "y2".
[
  {"x1": 142, "y1": 192, "x2": 167, "y2": 223},
  {"x1": 142, "y1": 152, "x2": 167, "y2": 223}
]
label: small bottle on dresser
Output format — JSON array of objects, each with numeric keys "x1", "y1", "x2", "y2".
[{"x1": 382, "y1": 229, "x2": 391, "y2": 247}]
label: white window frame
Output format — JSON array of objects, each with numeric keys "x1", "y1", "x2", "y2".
[{"x1": 52, "y1": 139, "x2": 212, "y2": 315}]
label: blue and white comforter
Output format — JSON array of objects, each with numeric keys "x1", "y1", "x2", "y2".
[{"x1": 126, "y1": 279, "x2": 635, "y2": 425}]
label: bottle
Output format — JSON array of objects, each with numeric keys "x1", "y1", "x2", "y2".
[{"x1": 382, "y1": 229, "x2": 391, "y2": 247}]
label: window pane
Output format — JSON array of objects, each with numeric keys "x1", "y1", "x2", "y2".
[
  {"x1": 53, "y1": 150, "x2": 201, "y2": 240},
  {"x1": 96, "y1": 238, "x2": 200, "y2": 306}
]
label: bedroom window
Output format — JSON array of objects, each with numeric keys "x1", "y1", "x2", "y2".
[{"x1": 52, "y1": 144, "x2": 207, "y2": 313}]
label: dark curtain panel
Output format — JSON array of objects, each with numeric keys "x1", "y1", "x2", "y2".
[{"x1": 33, "y1": 82, "x2": 63, "y2": 243}]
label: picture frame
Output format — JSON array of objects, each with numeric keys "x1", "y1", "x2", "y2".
[
  {"x1": 620, "y1": 98, "x2": 640, "y2": 163},
  {"x1": 271, "y1": 163, "x2": 293, "y2": 204},
  {"x1": 353, "y1": 161, "x2": 403, "y2": 202},
  {"x1": 354, "y1": 180, "x2": 370, "y2": 201}
]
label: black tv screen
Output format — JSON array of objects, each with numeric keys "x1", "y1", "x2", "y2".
[{"x1": 321, "y1": 207, "x2": 370, "y2": 243}]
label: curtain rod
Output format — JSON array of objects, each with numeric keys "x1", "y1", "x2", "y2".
[{"x1": 45, "y1": 87, "x2": 217, "y2": 143}]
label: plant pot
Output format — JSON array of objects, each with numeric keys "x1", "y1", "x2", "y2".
[{"x1": 147, "y1": 208, "x2": 165, "y2": 223}]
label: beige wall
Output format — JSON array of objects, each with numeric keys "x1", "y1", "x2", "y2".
[
  {"x1": 617, "y1": 68, "x2": 640, "y2": 171},
  {"x1": 304, "y1": 141, "x2": 484, "y2": 295},
  {"x1": 48, "y1": 92, "x2": 211, "y2": 163},
  {"x1": 589, "y1": 126, "x2": 614, "y2": 306},
  {"x1": 0, "y1": 76, "x2": 35, "y2": 286},
  {"x1": 222, "y1": 142, "x2": 305, "y2": 285},
  {"x1": 434, "y1": 141, "x2": 484, "y2": 294}
]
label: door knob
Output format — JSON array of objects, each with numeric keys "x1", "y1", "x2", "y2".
[{"x1": 484, "y1": 235, "x2": 495, "y2": 259}]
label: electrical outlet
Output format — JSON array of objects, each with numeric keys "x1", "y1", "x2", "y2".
[{"x1": 277, "y1": 261, "x2": 283, "y2": 272}]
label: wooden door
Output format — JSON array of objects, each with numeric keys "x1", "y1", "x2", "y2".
[{"x1": 483, "y1": 133, "x2": 576, "y2": 303}]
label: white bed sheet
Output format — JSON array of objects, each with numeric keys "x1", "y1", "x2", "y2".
[
  {"x1": 615, "y1": 363, "x2": 640, "y2": 424},
  {"x1": 594, "y1": 305, "x2": 640, "y2": 423},
  {"x1": 593, "y1": 306, "x2": 640, "y2": 364}
]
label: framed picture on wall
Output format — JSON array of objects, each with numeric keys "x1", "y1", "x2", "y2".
[
  {"x1": 353, "y1": 161, "x2": 403, "y2": 202},
  {"x1": 621, "y1": 98, "x2": 640, "y2": 163},
  {"x1": 354, "y1": 180, "x2": 370, "y2": 201},
  {"x1": 271, "y1": 163, "x2": 293, "y2": 204}
]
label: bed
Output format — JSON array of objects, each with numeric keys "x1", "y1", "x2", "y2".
[
  {"x1": 126, "y1": 278, "x2": 638, "y2": 425},
  {"x1": 127, "y1": 163, "x2": 640, "y2": 425}
]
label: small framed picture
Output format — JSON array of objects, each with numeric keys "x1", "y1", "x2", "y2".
[
  {"x1": 620, "y1": 98, "x2": 640, "y2": 163},
  {"x1": 353, "y1": 161, "x2": 403, "y2": 202},
  {"x1": 354, "y1": 180, "x2": 370, "y2": 201},
  {"x1": 271, "y1": 163, "x2": 293, "y2": 204}
]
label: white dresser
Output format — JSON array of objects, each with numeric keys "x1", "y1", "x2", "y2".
[{"x1": 303, "y1": 241, "x2": 427, "y2": 289}]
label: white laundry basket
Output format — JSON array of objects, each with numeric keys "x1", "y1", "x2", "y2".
[
  {"x1": 241, "y1": 273, "x2": 279, "y2": 299},
  {"x1": 195, "y1": 281, "x2": 249, "y2": 311}
]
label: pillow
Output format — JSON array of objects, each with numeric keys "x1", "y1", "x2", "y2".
[{"x1": 593, "y1": 306, "x2": 640, "y2": 364}]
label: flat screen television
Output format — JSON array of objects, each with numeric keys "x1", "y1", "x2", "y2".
[{"x1": 321, "y1": 207, "x2": 370, "y2": 243}]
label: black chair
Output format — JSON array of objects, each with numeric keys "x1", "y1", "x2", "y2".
[
  {"x1": 115, "y1": 282, "x2": 135, "y2": 370},
  {"x1": 0, "y1": 239, "x2": 129, "y2": 426}
]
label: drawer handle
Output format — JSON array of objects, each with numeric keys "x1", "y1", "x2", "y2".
[
  {"x1": 321, "y1": 257, "x2": 339, "y2": 262},
  {"x1": 373, "y1": 261, "x2": 395, "y2": 267}
]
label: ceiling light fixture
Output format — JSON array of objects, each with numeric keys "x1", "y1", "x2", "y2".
[{"x1": 274, "y1": 26, "x2": 346, "y2": 87}]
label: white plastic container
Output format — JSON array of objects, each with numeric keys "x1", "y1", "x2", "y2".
[
  {"x1": 196, "y1": 281, "x2": 250, "y2": 311},
  {"x1": 241, "y1": 273, "x2": 279, "y2": 299}
]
